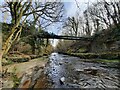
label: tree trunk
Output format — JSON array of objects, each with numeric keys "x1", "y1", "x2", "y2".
[
  {"x1": 2, "y1": 24, "x2": 19, "y2": 56},
  {"x1": 32, "y1": 43, "x2": 35, "y2": 54}
]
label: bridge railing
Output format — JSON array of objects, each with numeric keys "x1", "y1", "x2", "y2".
[{"x1": 36, "y1": 34, "x2": 92, "y2": 41}]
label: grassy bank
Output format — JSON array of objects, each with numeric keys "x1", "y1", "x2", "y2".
[
  {"x1": 2, "y1": 54, "x2": 48, "y2": 66},
  {"x1": 79, "y1": 58, "x2": 120, "y2": 64},
  {"x1": 58, "y1": 52, "x2": 120, "y2": 60},
  {"x1": 58, "y1": 52, "x2": 120, "y2": 68}
]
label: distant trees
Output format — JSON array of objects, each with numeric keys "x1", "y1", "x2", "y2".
[
  {"x1": 62, "y1": 13, "x2": 93, "y2": 37},
  {"x1": 1, "y1": 0, "x2": 64, "y2": 56},
  {"x1": 55, "y1": 40, "x2": 74, "y2": 52},
  {"x1": 62, "y1": 0, "x2": 120, "y2": 37},
  {"x1": 63, "y1": 16, "x2": 79, "y2": 36},
  {"x1": 56, "y1": 0, "x2": 120, "y2": 52},
  {"x1": 88, "y1": 0, "x2": 120, "y2": 29},
  {"x1": 83, "y1": 10, "x2": 92, "y2": 37}
]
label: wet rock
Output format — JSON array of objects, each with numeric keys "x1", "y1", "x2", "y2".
[
  {"x1": 73, "y1": 79, "x2": 77, "y2": 83},
  {"x1": 75, "y1": 69, "x2": 84, "y2": 72},
  {"x1": 30, "y1": 69, "x2": 43, "y2": 87},
  {"x1": 79, "y1": 78, "x2": 85, "y2": 81},
  {"x1": 53, "y1": 68, "x2": 55, "y2": 71},
  {"x1": 51, "y1": 58, "x2": 54, "y2": 61},
  {"x1": 59, "y1": 62, "x2": 63, "y2": 65},
  {"x1": 67, "y1": 83, "x2": 80, "y2": 88},
  {"x1": 78, "y1": 82, "x2": 84, "y2": 86},
  {"x1": 59, "y1": 77, "x2": 65, "y2": 85},
  {"x1": 85, "y1": 79, "x2": 96, "y2": 86},
  {"x1": 82, "y1": 82, "x2": 91, "y2": 87},
  {"x1": 18, "y1": 66, "x2": 44, "y2": 88},
  {"x1": 65, "y1": 61, "x2": 69, "y2": 64},
  {"x1": 96, "y1": 83, "x2": 106, "y2": 88},
  {"x1": 84, "y1": 67, "x2": 98, "y2": 75},
  {"x1": 34, "y1": 73, "x2": 51, "y2": 88},
  {"x1": 75, "y1": 69, "x2": 84, "y2": 75},
  {"x1": 18, "y1": 74, "x2": 31, "y2": 88}
]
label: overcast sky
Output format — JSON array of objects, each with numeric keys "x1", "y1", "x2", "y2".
[
  {"x1": 47, "y1": 0, "x2": 98, "y2": 35},
  {"x1": 0, "y1": 0, "x2": 97, "y2": 47},
  {"x1": 0, "y1": 0, "x2": 97, "y2": 33},
  {"x1": 50, "y1": 0, "x2": 97, "y2": 47}
]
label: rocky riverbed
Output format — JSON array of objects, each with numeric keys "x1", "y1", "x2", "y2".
[
  {"x1": 2, "y1": 53, "x2": 120, "y2": 89},
  {"x1": 45, "y1": 53, "x2": 120, "y2": 88}
]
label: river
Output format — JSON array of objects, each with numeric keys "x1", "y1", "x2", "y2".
[{"x1": 44, "y1": 53, "x2": 119, "y2": 88}]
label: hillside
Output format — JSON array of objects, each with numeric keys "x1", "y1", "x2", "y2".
[
  {"x1": 56, "y1": 25, "x2": 120, "y2": 59},
  {"x1": 90, "y1": 26, "x2": 120, "y2": 53}
]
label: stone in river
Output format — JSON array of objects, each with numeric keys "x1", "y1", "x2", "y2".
[
  {"x1": 53, "y1": 68, "x2": 55, "y2": 71},
  {"x1": 75, "y1": 69, "x2": 84, "y2": 72},
  {"x1": 84, "y1": 67, "x2": 98, "y2": 75},
  {"x1": 73, "y1": 79, "x2": 77, "y2": 83},
  {"x1": 59, "y1": 62, "x2": 63, "y2": 65},
  {"x1": 59, "y1": 77, "x2": 65, "y2": 85}
]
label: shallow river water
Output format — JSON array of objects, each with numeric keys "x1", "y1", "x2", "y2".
[{"x1": 44, "y1": 53, "x2": 120, "y2": 88}]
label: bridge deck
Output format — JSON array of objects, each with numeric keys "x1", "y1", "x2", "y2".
[{"x1": 36, "y1": 35, "x2": 92, "y2": 41}]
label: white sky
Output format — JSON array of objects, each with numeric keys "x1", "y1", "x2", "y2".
[{"x1": 65, "y1": 0, "x2": 93, "y2": 16}]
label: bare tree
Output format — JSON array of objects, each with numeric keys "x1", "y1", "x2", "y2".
[
  {"x1": 88, "y1": 0, "x2": 120, "y2": 29},
  {"x1": 83, "y1": 10, "x2": 92, "y2": 37},
  {"x1": 62, "y1": 16, "x2": 79, "y2": 37},
  {"x1": 1, "y1": 0, "x2": 64, "y2": 56}
]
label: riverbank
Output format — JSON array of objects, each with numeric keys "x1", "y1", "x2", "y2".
[
  {"x1": 58, "y1": 52, "x2": 120, "y2": 68},
  {"x1": 2, "y1": 53, "x2": 47, "y2": 66},
  {"x1": 2, "y1": 52, "x2": 120, "y2": 89},
  {"x1": 2, "y1": 56, "x2": 48, "y2": 88},
  {"x1": 58, "y1": 52, "x2": 120, "y2": 60},
  {"x1": 45, "y1": 53, "x2": 120, "y2": 88}
]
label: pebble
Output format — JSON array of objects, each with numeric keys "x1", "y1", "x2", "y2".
[
  {"x1": 73, "y1": 79, "x2": 77, "y2": 83},
  {"x1": 75, "y1": 69, "x2": 84, "y2": 72},
  {"x1": 59, "y1": 77, "x2": 65, "y2": 85},
  {"x1": 59, "y1": 62, "x2": 63, "y2": 65},
  {"x1": 53, "y1": 68, "x2": 55, "y2": 71}
]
